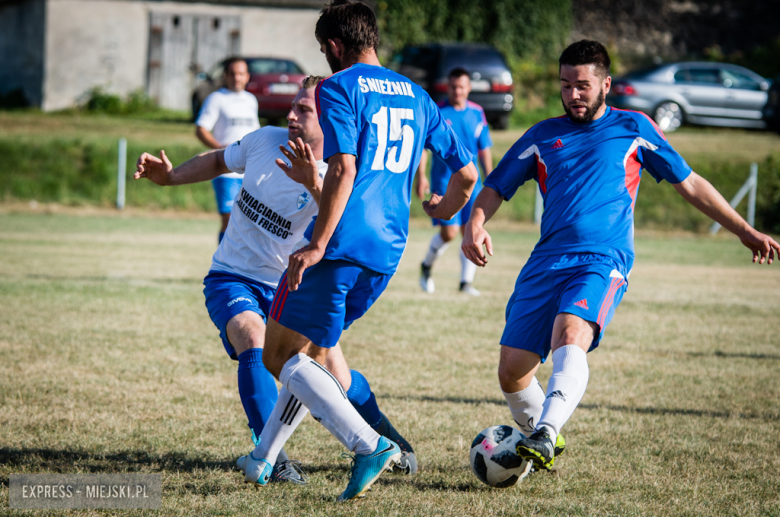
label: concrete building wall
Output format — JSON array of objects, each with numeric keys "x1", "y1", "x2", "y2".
[
  {"x1": 0, "y1": 0, "x2": 46, "y2": 106},
  {"x1": 39, "y1": 0, "x2": 326, "y2": 111},
  {"x1": 42, "y1": 0, "x2": 149, "y2": 110}
]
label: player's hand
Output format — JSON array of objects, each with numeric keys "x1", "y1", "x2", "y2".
[
  {"x1": 462, "y1": 222, "x2": 493, "y2": 267},
  {"x1": 286, "y1": 243, "x2": 325, "y2": 292},
  {"x1": 134, "y1": 150, "x2": 173, "y2": 185},
  {"x1": 276, "y1": 138, "x2": 320, "y2": 191},
  {"x1": 422, "y1": 193, "x2": 446, "y2": 219},
  {"x1": 416, "y1": 177, "x2": 430, "y2": 200},
  {"x1": 738, "y1": 228, "x2": 779, "y2": 264}
]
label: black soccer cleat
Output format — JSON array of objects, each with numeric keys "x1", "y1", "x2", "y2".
[
  {"x1": 270, "y1": 459, "x2": 308, "y2": 485},
  {"x1": 373, "y1": 412, "x2": 418, "y2": 474},
  {"x1": 516, "y1": 427, "x2": 556, "y2": 471}
]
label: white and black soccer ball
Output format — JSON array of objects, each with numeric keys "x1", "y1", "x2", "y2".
[{"x1": 470, "y1": 425, "x2": 532, "y2": 488}]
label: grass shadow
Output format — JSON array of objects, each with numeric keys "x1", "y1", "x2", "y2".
[
  {"x1": 378, "y1": 394, "x2": 779, "y2": 421},
  {"x1": 689, "y1": 350, "x2": 780, "y2": 361},
  {"x1": 0, "y1": 447, "x2": 234, "y2": 480}
]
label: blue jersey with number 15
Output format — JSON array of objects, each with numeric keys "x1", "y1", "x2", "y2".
[{"x1": 316, "y1": 63, "x2": 472, "y2": 275}]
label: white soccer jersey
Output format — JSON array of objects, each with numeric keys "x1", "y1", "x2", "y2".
[
  {"x1": 196, "y1": 88, "x2": 261, "y2": 179},
  {"x1": 209, "y1": 126, "x2": 325, "y2": 288}
]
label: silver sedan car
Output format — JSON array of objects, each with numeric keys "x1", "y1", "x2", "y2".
[{"x1": 606, "y1": 62, "x2": 771, "y2": 132}]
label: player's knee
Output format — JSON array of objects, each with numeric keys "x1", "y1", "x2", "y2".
[
  {"x1": 441, "y1": 225, "x2": 458, "y2": 242},
  {"x1": 497, "y1": 360, "x2": 530, "y2": 393}
]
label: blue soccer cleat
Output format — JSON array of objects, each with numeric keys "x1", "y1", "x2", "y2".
[
  {"x1": 337, "y1": 436, "x2": 401, "y2": 502},
  {"x1": 243, "y1": 452, "x2": 273, "y2": 486}
]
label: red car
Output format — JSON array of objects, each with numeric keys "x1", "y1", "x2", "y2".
[{"x1": 192, "y1": 57, "x2": 307, "y2": 124}]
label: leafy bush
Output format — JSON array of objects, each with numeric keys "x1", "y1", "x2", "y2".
[
  {"x1": 84, "y1": 88, "x2": 159, "y2": 116},
  {"x1": 376, "y1": 0, "x2": 572, "y2": 128}
]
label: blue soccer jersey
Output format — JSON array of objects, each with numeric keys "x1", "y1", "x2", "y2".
[
  {"x1": 430, "y1": 100, "x2": 492, "y2": 196},
  {"x1": 315, "y1": 63, "x2": 473, "y2": 274},
  {"x1": 485, "y1": 107, "x2": 692, "y2": 272}
]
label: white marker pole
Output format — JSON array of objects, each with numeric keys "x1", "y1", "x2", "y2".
[
  {"x1": 746, "y1": 162, "x2": 757, "y2": 228},
  {"x1": 117, "y1": 137, "x2": 127, "y2": 210},
  {"x1": 709, "y1": 162, "x2": 757, "y2": 234}
]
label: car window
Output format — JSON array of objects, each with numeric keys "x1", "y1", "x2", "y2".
[
  {"x1": 246, "y1": 59, "x2": 303, "y2": 75},
  {"x1": 443, "y1": 48, "x2": 506, "y2": 72},
  {"x1": 687, "y1": 68, "x2": 721, "y2": 84},
  {"x1": 673, "y1": 69, "x2": 690, "y2": 82},
  {"x1": 720, "y1": 69, "x2": 760, "y2": 90},
  {"x1": 391, "y1": 47, "x2": 437, "y2": 83}
]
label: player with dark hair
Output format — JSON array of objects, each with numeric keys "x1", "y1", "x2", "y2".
[
  {"x1": 195, "y1": 57, "x2": 260, "y2": 243},
  {"x1": 135, "y1": 76, "x2": 416, "y2": 485},
  {"x1": 463, "y1": 39, "x2": 779, "y2": 471},
  {"x1": 242, "y1": 0, "x2": 478, "y2": 501},
  {"x1": 416, "y1": 66, "x2": 493, "y2": 296}
]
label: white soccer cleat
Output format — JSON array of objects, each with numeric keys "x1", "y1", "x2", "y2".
[
  {"x1": 420, "y1": 263, "x2": 435, "y2": 293},
  {"x1": 459, "y1": 282, "x2": 480, "y2": 297}
]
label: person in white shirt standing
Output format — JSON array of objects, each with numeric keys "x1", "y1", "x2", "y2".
[{"x1": 195, "y1": 57, "x2": 261, "y2": 243}]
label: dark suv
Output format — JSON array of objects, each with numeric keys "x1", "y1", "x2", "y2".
[{"x1": 389, "y1": 43, "x2": 514, "y2": 129}]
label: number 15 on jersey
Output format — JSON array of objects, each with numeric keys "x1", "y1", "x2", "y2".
[{"x1": 371, "y1": 107, "x2": 415, "y2": 173}]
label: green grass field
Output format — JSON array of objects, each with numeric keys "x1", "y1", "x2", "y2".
[{"x1": 1, "y1": 210, "x2": 778, "y2": 516}]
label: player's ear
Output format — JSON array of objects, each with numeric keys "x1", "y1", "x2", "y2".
[
  {"x1": 328, "y1": 38, "x2": 343, "y2": 59},
  {"x1": 603, "y1": 75, "x2": 612, "y2": 95}
]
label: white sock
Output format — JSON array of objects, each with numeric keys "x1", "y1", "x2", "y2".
[
  {"x1": 423, "y1": 234, "x2": 450, "y2": 267},
  {"x1": 279, "y1": 354, "x2": 380, "y2": 456},
  {"x1": 502, "y1": 377, "x2": 545, "y2": 437},
  {"x1": 253, "y1": 386, "x2": 309, "y2": 465},
  {"x1": 538, "y1": 345, "x2": 589, "y2": 444},
  {"x1": 460, "y1": 248, "x2": 478, "y2": 283}
]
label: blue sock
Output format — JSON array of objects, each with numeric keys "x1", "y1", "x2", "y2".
[
  {"x1": 347, "y1": 370, "x2": 383, "y2": 428},
  {"x1": 218, "y1": 231, "x2": 225, "y2": 243},
  {"x1": 237, "y1": 348, "x2": 278, "y2": 443}
]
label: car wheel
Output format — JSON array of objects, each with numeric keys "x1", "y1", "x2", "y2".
[{"x1": 653, "y1": 101, "x2": 684, "y2": 132}]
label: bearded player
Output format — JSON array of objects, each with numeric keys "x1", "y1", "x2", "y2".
[
  {"x1": 462, "y1": 40, "x2": 779, "y2": 472},
  {"x1": 242, "y1": 0, "x2": 478, "y2": 501},
  {"x1": 135, "y1": 76, "x2": 417, "y2": 484}
]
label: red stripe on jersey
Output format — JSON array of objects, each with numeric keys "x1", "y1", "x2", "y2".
[
  {"x1": 536, "y1": 155, "x2": 548, "y2": 194},
  {"x1": 625, "y1": 146, "x2": 642, "y2": 211},
  {"x1": 314, "y1": 81, "x2": 324, "y2": 119}
]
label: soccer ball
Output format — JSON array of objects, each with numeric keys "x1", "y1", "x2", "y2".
[{"x1": 470, "y1": 425, "x2": 532, "y2": 488}]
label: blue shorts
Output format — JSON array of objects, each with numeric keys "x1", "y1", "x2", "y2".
[
  {"x1": 269, "y1": 259, "x2": 391, "y2": 349},
  {"x1": 203, "y1": 270, "x2": 276, "y2": 359},
  {"x1": 431, "y1": 182, "x2": 482, "y2": 227},
  {"x1": 212, "y1": 176, "x2": 243, "y2": 214},
  {"x1": 501, "y1": 253, "x2": 628, "y2": 362}
]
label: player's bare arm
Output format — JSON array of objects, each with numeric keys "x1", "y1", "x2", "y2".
[
  {"x1": 134, "y1": 149, "x2": 229, "y2": 186},
  {"x1": 478, "y1": 148, "x2": 493, "y2": 177},
  {"x1": 276, "y1": 137, "x2": 323, "y2": 204},
  {"x1": 195, "y1": 126, "x2": 224, "y2": 150},
  {"x1": 286, "y1": 152, "x2": 357, "y2": 291},
  {"x1": 423, "y1": 161, "x2": 478, "y2": 220},
  {"x1": 415, "y1": 151, "x2": 430, "y2": 199},
  {"x1": 674, "y1": 171, "x2": 779, "y2": 264},
  {"x1": 462, "y1": 186, "x2": 504, "y2": 267}
]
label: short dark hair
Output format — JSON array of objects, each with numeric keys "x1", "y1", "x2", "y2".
[
  {"x1": 222, "y1": 57, "x2": 247, "y2": 73},
  {"x1": 559, "y1": 40, "x2": 611, "y2": 78},
  {"x1": 315, "y1": 0, "x2": 379, "y2": 56},
  {"x1": 448, "y1": 67, "x2": 470, "y2": 80}
]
